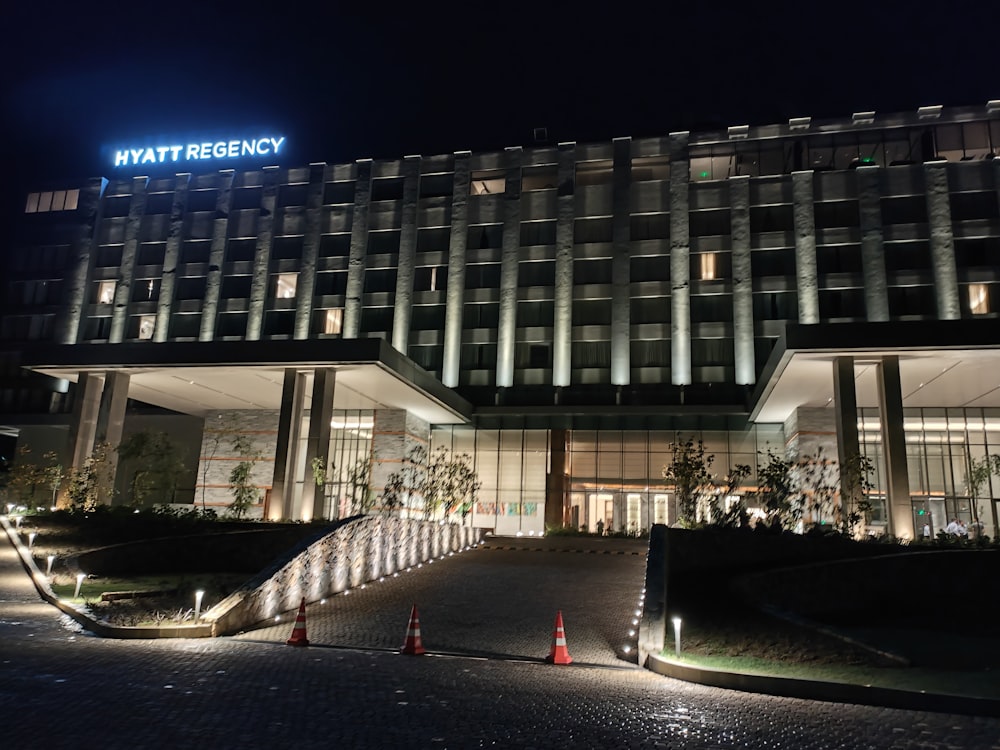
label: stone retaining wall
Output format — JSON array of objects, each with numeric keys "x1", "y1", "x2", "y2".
[{"x1": 205, "y1": 516, "x2": 480, "y2": 636}]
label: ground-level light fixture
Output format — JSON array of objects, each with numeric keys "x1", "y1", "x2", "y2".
[
  {"x1": 46, "y1": 555, "x2": 55, "y2": 576},
  {"x1": 74, "y1": 573, "x2": 85, "y2": 600},
  {"x1": 672, "y1": 616, "x2": 683, "y2": 657},
  {"x1": 194, "y1": 590, "x2": 205, "y2": 622},
  {"x1": 28, "y1": 532, "x2": 37, "y2": 548}
]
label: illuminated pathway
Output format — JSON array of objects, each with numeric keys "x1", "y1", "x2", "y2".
[{"x1": 2, "y1": 534, "x2": 999, "y2": 749}]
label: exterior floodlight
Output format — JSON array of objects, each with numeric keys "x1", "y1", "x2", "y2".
[
  {"x1": 46, "y1": 555, "x2": 55, "y2": 576},
  {"x1": 672, "y1": 616, "x2": 682, "y2": 657},
  {"x1": 194, "y1": 590, "x2": 205, "y2": 622},
  {"x1": 74, "y1": 573, "x2": 85, "y2": 599}
]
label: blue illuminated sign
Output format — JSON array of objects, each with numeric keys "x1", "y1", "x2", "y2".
[{"x1": 113, "y1": 136, "x2": 286, "y2": 167}]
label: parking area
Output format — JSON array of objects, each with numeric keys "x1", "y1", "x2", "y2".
[{"x1": 237, "y1": 534, "x2": 649, "y2": 665}]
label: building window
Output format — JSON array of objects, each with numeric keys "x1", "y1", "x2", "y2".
[
  {"x1": 700, "y1": 252, "x2": 717, "y2": 280},
  {"x1": 276, "y1": 274, "x2": 297, "y2": 299},
  {"x1": 97, "y1": 281, "x2": 116, "y2": 305},
  {"x1": 138, "y1": 315, "x2": 155, "y2": 340},
  {"x1": 470, "y1": 171, "x2": 505, "y2": 195},
  {"x1": 325, "y1": 308, "x2": 343, "y2": 335},
  {"x1": 968, "y1": 284, "x2": 990, "y2": 315},
  {"x1": 25, "y1": 189, "x2": 80, "y2": 213}
]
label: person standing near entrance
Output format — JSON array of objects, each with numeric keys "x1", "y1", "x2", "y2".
[{"x1": 596, "y1": 519, "x2": 604, "y2": 536}]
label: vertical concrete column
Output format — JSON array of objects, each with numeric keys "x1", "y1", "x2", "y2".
[
  {"x1": 552, "y1": 142, "x2": 576, "y2": 387},
  {"x1": 59, "y1": 177, "x2": 107, "y2": 344},
  {"x1": 66, "y1": 372, "x2": 104, "y2": 470},
  {"x1": 857, "y1": 166, "x2": 890, "y2": 321},
  {"x1": 496, "y1": 147, "x2": 523, "y2": 388},
  {"x1": 246, "y1": 166, "x2": 280, "y2": 340},
  {"x1": 442, "y1": 152, "x2": 471, "y2": 387},
  {"x1": 792, "y1": 170, "x2": 820, "y2": 324},
  {"x1": 294, "y1": 163, "x2": 327, "y2": 339},
  {"x1": 198, "y1": 171, "x2": 235, "y2": 342},
  {"x1": 155, "y1": 173, "x2": 191, "y2": 342},
  {"x1": 611, "y1": 137, "x2": 632, "y2": 386},
  {"x1": 301, "y1": 368, "x2": 336, "y2": 521},
  {"x1": 95, "y1": 371, "x2": 130, "y2": 505},
  {"x1": 392, "y1": 156, "x2": 422, "y2": 352},
  {"x1": 730, "y1": 175, "x2": 755, "y2": 384},
  {"x1": 924, "y1": 162, "x2": 960, "y2": 320},
  {"x1": 833, "y1": 357, "x2": 861, "y2": 519},
  {"x1": 546, "y1": 429, "x2": 568, "y2": 527},
  {"x1": 269, "y1": 369, "x2": 306, "y2": 520},
  {"x1": 669, "y1": 132, "x2": 691, "y2": 385},
  {"x1": 877, "y1": 356, "x2": 912, "y2": 539},
  {"x1": 109, "y1": 177, "x2": 148, "y2": 343},
  {"x1": 343, "y1": 159, "x2": 373, "y2": 339}
]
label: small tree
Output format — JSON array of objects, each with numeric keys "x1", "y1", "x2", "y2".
[
  {"x1": 117, "y1": 430, "x2": 185, "y2": 507},
  {"x1": 228, "y1": 433, "x2": 262, "y2": 518},
  {"x1": 662, "y1": 437, "x2": 714, "y2": 527},
  {"x1": 755, "y1": 448, "x2": 794, "y2": 529},
  {"x1": 711, "y1": 463, "x2": 752, "y2": 528},
  {"x1": 382, "y1": 445, "x2": 426, "y2": 517},
  {"x1": 200, "y1": 414, "x2": 242, "y2": 510},
  {"x1": 346, "y1": 453, "x2": 375, "y2": 515},
  {"x1": 65, "y1": 443, "x2": 114, "y2": 511},
  {"x1": 966, "y1": 453, "x2": 1000, "y2": 538},
  {"x1": 839, "y1": 452, "x2": 875, "y2": 537},
  {"x1": 423, "y1": 448, "x2": 481, "y2": 520}
]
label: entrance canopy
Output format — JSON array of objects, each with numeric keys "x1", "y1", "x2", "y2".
[
  {"x1": 750, "y1": 320, "x2": 1000, "y2": 424},
  {"x1": 18, "y1": 338, "x2": 472, "y2": 425}
]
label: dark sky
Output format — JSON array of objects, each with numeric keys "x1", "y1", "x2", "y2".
[{"x1": 2, "y1": 0, "x2": 994, "y2": 204}]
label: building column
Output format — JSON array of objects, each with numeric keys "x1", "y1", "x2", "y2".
[
  {"x1": 269, "y1": 369, "x2": 306, "y2": 520},
  {"x1": 442, "y1": 152, "x2": 471, "y2": 387},
  {"x1": 157, "y1": 173, "x2": 192, "y2": 342},
  {"x1": 300, "y1": 368, "x2": 336, "y2": 521},
  {"x1": 109, "y1": 177, "x2": 147, "y2": 343},
  {"x1": 832, "y1": 357, "x2": 861, "y2": 522},
  {"x1": 294, "y1": 163, "x2": 327, "y2": 339},
  {"x1": 545, "y1": 429, "x2": 569, "y2": 528},
  {"x1": 792, "y1": 170, "x2": 820, "y2": 324},
  {"x1": 392, "y1": 155, "x2": 422, "y2": 353},
  {"x1": 552, "y1": 142, "x2": 576, "y2": 388},
  {"x1": 343, "y1": 159, "x2": 373, "y2": 339},
  {"x1": 669, "y1": 132, "x2": 691, "y2": 385},
  {"x1": 924, "y1": 161, "x2": 960, "y2": 320},
  {"x1": 877, "y1": 356, "x2": 912, "y2": 539},
  {"x1": 730, "y1": 175, "x2": 755, "y2": 384},
  {"x1": 610, "y1": 137, "x2": 632, "y2": 385},
  {"x1": 59, "y1": 177, "x2": 107, "y2": 345},
  {"x1": 246, "y1": 165, "x2": 280, "y2": 340},
  {"x1": 66, "y1": 372, "x2": 104, "y2": 472},
  {"x1": 95, "y1": 371, "x2": 130, "y2": 506},
  {"x1": 496, "y1": 147, "x2": 523, "y2": 389},
  {"x1": 856, "y1": 166, "x2": 890, "y2": 321}
]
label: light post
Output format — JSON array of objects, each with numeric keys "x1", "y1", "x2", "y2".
[
  {"x1": 672, "y1": 616, "x2": 682, "y2": 657},
  {"x1": 194, "y1": 590, "x2": 205, "y2": 623},
  {"x1": 46, "y1": 555, "x2": 55, "y2": 576},
  {"x1": 74, "y1": 573, "x2": 85, "y2": 600}
]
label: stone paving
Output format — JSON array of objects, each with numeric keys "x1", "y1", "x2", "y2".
[
  {"x1": 3, "y1": 528, "x2": 1000, "y2": 749},
  {"x1": 237, "y1": 534, "x2": 649, "y2": 664}
]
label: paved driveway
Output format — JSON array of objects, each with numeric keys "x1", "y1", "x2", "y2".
[{"x1": 237, "y1": 535, "x2": 649, "y2": 665}]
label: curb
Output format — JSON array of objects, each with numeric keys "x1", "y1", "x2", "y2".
[
  {"x1": 1, "y1": 515, "x2": 213, "y2": 639},
  {"x1": 647, "y1": 653, "x2": 1000, "y2": 718}
]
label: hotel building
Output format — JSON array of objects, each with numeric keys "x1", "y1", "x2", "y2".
[{"x1": 3, "y1": 102, "x2": 1000, "y2": 538}]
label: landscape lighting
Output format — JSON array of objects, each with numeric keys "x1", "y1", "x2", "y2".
[
  {"x1": 46, "y1": 555, "x2": 55, "y2": 576},
  {"x1": 74, "y1": 573, "x2": 85, "y2": 599},
  {"x1": 194, "y1": 590, "x2": 205, "y2": 622},
  {"x1": 672, "y1": 617, "x2": 682, "y2": 657}
]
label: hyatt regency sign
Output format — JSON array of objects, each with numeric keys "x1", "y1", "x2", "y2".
[{"x1": 113, "y1": 136, "x2": 286, "y2": 168}]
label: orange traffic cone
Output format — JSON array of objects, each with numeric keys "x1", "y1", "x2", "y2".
[
  {"x1": 286, "y1": 598, "x2": 310, "y2": 647},
  {"x1": 400, "y1": 603, "x2": 426, "y2": 655},
  {"x1": 546, "y1": 610, "x2": 573, "y2": 665}
]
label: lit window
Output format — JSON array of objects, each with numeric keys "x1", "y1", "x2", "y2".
[
  {"x1": 138, "y1": 315, "x2": 155, "y2": 340},
  {"x1": 969, "y1": 283, "x2": 990, "y2": 315},
  {"x1": 24, "y1": 189, "x2": 79, "y2": 213},
  {"x1": 429, "y1": 267, "x2": 438, "y2": 292},
  {"x1": 700, "y1": 252, "x2": 717, "y2": 280},
  {"x1": 276, "y1": 274, "x2": 297, "y2": 299},
  {"x1": 97, "y1": 281, "x2": 116, "y2": 305},
  {"x1": 324, "y1": 308, "x2": 343, "y2": 335},
  {"x1": 470, "y1": 170, "x2": 506, "y2": 196}
]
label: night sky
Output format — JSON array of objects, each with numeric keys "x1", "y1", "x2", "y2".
[{"x1": 2, "y1": 0, "x2": 994, "y2": 210}]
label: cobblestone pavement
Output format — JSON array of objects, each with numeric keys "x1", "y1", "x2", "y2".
[
  {"x1": 3, "y1": 532, "x2": 1000, "y2": 749},
  {"x1": 237, "y1": 535, "x2": 649, "y2": 664}
]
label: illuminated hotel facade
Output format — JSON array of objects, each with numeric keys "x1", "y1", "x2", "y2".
[{"x1": 3, "y1": 103, "x2": 1000, "y2": 538}]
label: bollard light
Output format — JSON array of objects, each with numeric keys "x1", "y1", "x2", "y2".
[
  {"x1": 74, "y1": 573, "x2": 85, "y2": 600},
  {"x1": 5, "y1": 503, "x2": 12, "y2": 514},
  {"x1": 28, "y1": 532, "x2": 37, "y2": 549},
  {"x1": 46, "y1": 555, "x2": 55, "y2": 576},
  {"x1": 194, "y1": 590, "x2": 205, "y2": 622},
  {"x1": 15, "y1": 516, "x2": 23, "y2": 529},
  {"x1": 672, "y1": 616, "x2": 682, "y2": 657}
]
